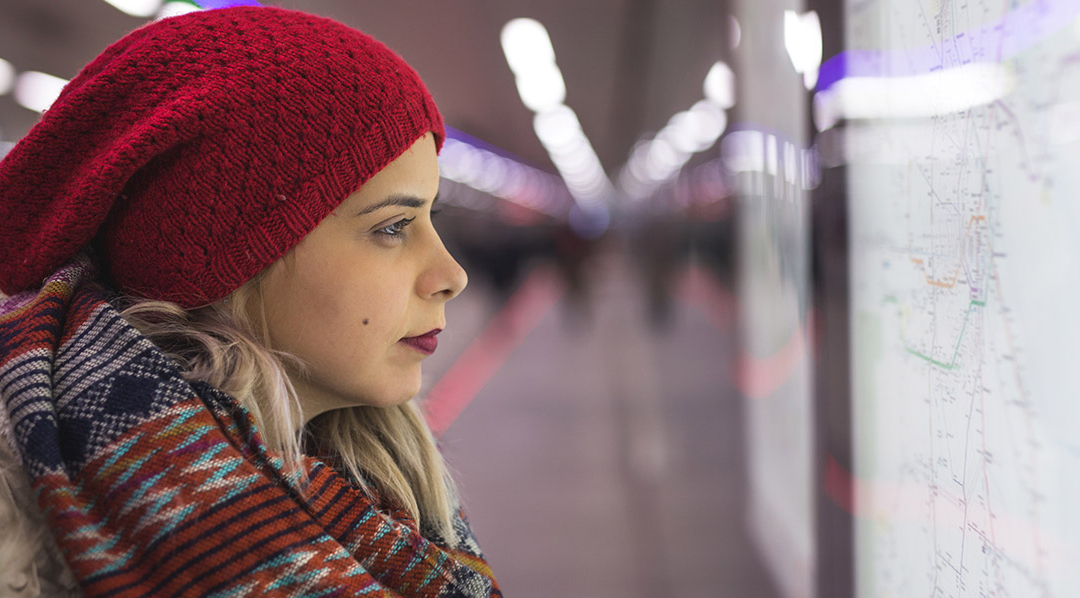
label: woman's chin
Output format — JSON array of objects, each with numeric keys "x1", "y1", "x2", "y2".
[{"x1": 367, "y1": 377, "x2": 423, "y2": 408}]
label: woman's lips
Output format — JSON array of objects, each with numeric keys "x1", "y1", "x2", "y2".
[{"x1": 400, "y1": 329, "x2": 440, "y2": 355}]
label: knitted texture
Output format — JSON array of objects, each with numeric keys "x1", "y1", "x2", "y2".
[
  {"x1": 0, "y1": 6, "x2": 444, "y2": 308},
  {"x1": 0, "y1": 254, "x2": 501, "y2": 597}
]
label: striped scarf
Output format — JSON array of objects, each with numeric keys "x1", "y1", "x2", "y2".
[{"x1": 0, "y1": 254, "x2": 501, "y2": 597}]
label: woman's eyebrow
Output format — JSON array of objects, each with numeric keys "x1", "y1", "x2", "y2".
[{"x1": 354, "y1": 191, "x2": 438, "y2": 216}]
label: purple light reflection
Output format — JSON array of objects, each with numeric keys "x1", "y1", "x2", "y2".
[
  {"x1": 818, "y1": 0, "x2": 1080, "y2": 92},
  {"x1": 194, "y1": 0, "x2": 262, "y2": 9}
]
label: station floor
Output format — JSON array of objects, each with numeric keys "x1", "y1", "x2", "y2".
[{"x1": 421, "y1": 244, "x2": 783, "y2": 598}]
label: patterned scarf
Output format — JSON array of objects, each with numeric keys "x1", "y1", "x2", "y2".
[{"x1": 0, "y1": 254, "x2": 501, "y2": 597}]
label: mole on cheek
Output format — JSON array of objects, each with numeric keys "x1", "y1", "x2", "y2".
[{"x1": 363, "y1": 318, "x2": 370, "y2": 325}]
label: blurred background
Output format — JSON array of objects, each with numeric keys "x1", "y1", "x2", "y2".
[{"x1": 4, "y1": 0, "x2": 1080, "y2": 596}]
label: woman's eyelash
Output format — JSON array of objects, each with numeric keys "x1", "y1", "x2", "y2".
[
  {"x1": 376, "y1": 216, "x2": 415, "y2": 237},
  {"x1": 430, "y1": 206, "x2": 442, "y2": 218}
]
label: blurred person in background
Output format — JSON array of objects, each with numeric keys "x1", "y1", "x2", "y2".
[
  {"x1": 632, "y1": 216, "x2": 683, "y2": 331},
  {"x1": 551, "y1": 222, "x2": 599, "y2": 332},
  {"x1": 0, "y1": 6, "x2": 501, "y2": 597}
]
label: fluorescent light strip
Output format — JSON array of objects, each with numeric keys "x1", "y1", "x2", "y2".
[
  {"x1": 157, "y1": 1, "x2": 203, "y2": 18},
  {"x1": 102, "y1": 0, "x2": 163, "y2": 17},
  {"x1": 0, "y1": 58, "x2": 14, "y2": 96},
  {"x1": 14, "y1": 71, "x2": 70, "y2": 113},
  {"x1": 720, "y1": 128, "x2": 818, "y2": 190},
  {"x1": 704, "y1": 61, "x2": 735, "y2": 109},
  {"x1": 501, "y1": 18, "x2": 613, "y2": 212},
  {"x1": 784, "y1": 10, "x2": 822, "y2": 91},
  {"x1": 619, "y1": 61, "x2": 735, "y2": 200},
  {"x1": 812, "y1": 62, "x2": 1015, "y2": 131},
  {"x1": 439, "y1": 137, "x2": 570, "y2": 217}
]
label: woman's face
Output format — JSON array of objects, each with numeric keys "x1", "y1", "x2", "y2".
[{"x1": 259, "y1": 132, "x2": 467, "y2": 420}]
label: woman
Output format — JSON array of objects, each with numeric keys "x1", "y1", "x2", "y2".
[{"x1": 0, "y1": 6, "x2": 500, "y2": 597}]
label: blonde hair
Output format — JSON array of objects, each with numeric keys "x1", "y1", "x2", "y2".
[
  {"x1": 119, "y1": 270, "x2": 457, "y2": 539},
  {"x1": 0, "y1": 438, "x2": 80, "y2": 595}
]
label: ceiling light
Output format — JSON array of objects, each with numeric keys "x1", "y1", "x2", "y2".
[
  {"x1": 14, "y1": 71, "x2": 69, "y2": 113},
  {"x1": 704, "y1": 61, "x2": 736, "y2": 108},
  {"x1": 644, "y1": 138, "x2": 686, "y2": 181},
  {"x1": 689, "y1": 100, "x2": 728, "y2": 149},
  {"x1": 157, "y1": 1, "x2": 202, "y2": 19},
  {"x1": 626, "y1": 142, "x2": 651, "y2": 180},
  {"x1": 514, "y1": 64, "x2": 566, "y2": 113},
  {"x1": 812, "y1": 62, "x2": 1014, "y2": 130},
  {"x1": 501, "y1": 17, "x2": 613, "y2": 208},
  {"x1": 568, "y1": 176, "x2": 608, "y2": 201},
  {"x1": 618, "y1": 168, "x2": 650, "y2": 201},
  {"x1": 563, "y1": 167, "x2": 604, "y2": 190},
  {"x1": 0, "y1": 59, "x2": 15, "y2": 96},
  {"x1": 784, "y1": 10, "x2": 823, "y2": 90},
  {"x1": 102, "y1": 0, "x2": 163, "y2": 17},
  {"x1": 533, "y1": 105, "x2": 583, "y2": 151},
  {"x1": 721, "y1": 130, "x2": 766, "y2": 173},
  {"x1": 501, "y1": 18, "x2": 557, "y2": 75},
  {"x1": 661, "y1": 111, "x2": 702, "y2": 154},
  {"x1": 550, "y1": 147, "x2": 596, "y2": 178},
  {"x1": 474, "y1": 155, "x2": 508, "y2": 194}
]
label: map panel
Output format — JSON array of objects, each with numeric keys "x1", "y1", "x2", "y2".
[{"x1": 847, "y1": 1, "x2": 1080, "y2": 597}]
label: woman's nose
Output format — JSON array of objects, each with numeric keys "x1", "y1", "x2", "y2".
[{"x1": 418, "y1": 233, "x2": 468, "y2": 301}]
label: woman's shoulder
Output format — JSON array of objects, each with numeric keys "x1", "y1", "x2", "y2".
[{"x1": 0, "y1": 434, "x2": 82, "y2": 597}]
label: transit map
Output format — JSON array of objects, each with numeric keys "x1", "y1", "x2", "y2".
[{"x1": 846, "y1": 1, "x2": 1080, "y2": 596}]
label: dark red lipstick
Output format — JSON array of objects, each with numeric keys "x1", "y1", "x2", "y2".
[{"x1": 400, "y1": 329, "x2": 441, "y2": 355}]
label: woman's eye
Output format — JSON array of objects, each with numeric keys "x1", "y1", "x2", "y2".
[{"x1": 375, "y1": 216, "x2": 415, "y2": 238}]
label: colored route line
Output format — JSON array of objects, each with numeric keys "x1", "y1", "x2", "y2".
[
  {"x1": 903, "y1": 299, "x2": 986, "y2": 370},
  {"x1": 423, "y1": 266, "x2": 564, "y2": 437},
  {"x1": 909, "y1": 215, "x2": 986, "y2": 289}
]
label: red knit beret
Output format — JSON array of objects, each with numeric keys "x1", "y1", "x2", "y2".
[{"x1": 0, "y1": 6, "x2": 444, "y2": 308}]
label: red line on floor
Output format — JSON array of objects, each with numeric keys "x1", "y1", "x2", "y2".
[
  {"x1": 677, "y1": 263, "x2": 817, "y2": 399},
  {"x1": 733, "y1": 313, "x2": 814, "y2": 399},
  {"x1": 676, "y1": 263, "x2": 737, "y2": 332}
]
